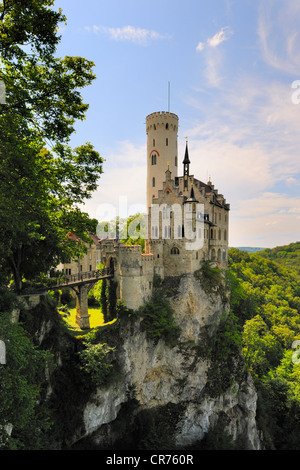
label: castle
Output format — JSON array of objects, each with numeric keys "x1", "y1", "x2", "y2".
[{"x1": 57, "y1": 111, "x2": 230, "y2": 312}]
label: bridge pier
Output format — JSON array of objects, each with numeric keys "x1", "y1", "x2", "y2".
[{"x1": 74, "y1": 285, "x2": 90, "y2": 330}]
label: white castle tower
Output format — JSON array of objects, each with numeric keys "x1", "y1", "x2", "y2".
[{"x1": 146, "y1": 111, "x2": 179, "y2": 210}]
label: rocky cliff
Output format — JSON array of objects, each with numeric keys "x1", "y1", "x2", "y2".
[
  {"x1": 64, "y1": 273, "x2": 262, "y2": 450},
  {"x1": 21, "y1": 271, "x2": 262, "y2": 450}
]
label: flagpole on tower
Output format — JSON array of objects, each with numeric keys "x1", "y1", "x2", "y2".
[{"x1": 168, "y1": 81, "x2": 170, "y2": 112}]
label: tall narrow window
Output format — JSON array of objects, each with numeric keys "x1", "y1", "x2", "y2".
[
  {"x1": 151, "y1": 154, "x2": 157, "y2": 165},
  {"x1": 153, "y1": 139, "x2": 155, "y2": 146},
  {"x1": 152, "y1": 177, "x2": 155, "y2": 187},
  {"x1": 175, "y1": 156, "x2": 177, "y2": 167},
  {"x1": 166, "y1": 138, "x2": 168, "y2": 146}
]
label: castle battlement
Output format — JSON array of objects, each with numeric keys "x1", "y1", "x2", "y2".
[
  {"x1": 141, "y1": 253, "x2": 155, "y2": 262},
  {"x1": 119, "y1": 245, "x2": 142, "y2": 253}
]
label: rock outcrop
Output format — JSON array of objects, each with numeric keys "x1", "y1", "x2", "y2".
[{"x1": 74, "y1": 274, "x2": 262, "y2": 450}]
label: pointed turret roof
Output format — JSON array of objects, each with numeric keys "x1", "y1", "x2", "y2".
[
  {"x1": 184, "y1": 185, "x2": 199, "y2": 204},
  {"x1": 183, "y1": 142, "x2": 190, "y2": 164}
]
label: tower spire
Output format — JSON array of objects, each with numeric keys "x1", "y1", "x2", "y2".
[{"x1": 183, "y1": 139, "x2": 190, "y2": 177}]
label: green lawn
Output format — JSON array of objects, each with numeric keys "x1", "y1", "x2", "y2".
[{"x1": 58, "y1": 305, "x2": 115, "y2": 334}]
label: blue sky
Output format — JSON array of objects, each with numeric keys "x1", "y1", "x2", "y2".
[{"x1": 55, "y1": 0, "x2": 300, "y2": 248}]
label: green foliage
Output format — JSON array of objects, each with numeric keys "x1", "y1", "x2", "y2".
[
  {"x1": 97, "y1": 214, "x2": 146, "y2": 252},
  {"x1": 0, "y1": 0, "x2": 103, "y2": 291},
  {"x1": 199, "y1": 312, "x2": 245, "y2": 396},
  {"x1": 259, "y1": 242, "x2": 300, "y2": 276},
  {"x1": 138, "y1": 293, "x2": 180, "y2": 347},
  {"x1": 101, "y1": 278, "x2": 108, "y2": 322},
  {"x1": 78, "y1": 336, "x2": 115, "y2": 387},
  {"x1": 0, "y1": 310, "x2": 53, "y2": 449},
  {"x1": 228, "y1": 246, "x2": 300, "y2": 448},
  {"x1": 194, "y1": 260, "x2": 224, "y2": 294}
]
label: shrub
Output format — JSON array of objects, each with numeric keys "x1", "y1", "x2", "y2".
[
  {"x1": 78, "y1": 337, "x2": 115, "y2": 387},
  {"x1": 137, "y1": 293, "x2": 180, "y2": 347}
]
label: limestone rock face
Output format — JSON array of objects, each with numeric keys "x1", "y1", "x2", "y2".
[{"x1": 79, "y1": 275, "x2": 262, "y2": 450}]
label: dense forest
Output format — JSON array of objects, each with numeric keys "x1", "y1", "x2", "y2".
[
  {"x1": 228, "y1": 243, "x2": 300, "y2": 449},
  {"x1": 258, "y1": 242, "x2": 300, "y2": 276}
]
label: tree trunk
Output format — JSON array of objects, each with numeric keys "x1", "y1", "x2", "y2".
[{"x1": 10, "y1": 249, "x2": 23, "y2": 293}]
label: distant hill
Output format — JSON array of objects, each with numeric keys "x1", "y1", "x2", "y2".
[
  {"x1": 232, "y1": 247, "x2": 267, "y2": 253},
  {"x1": 257, "y1": 241, "x2": 300, "y2": 276}
]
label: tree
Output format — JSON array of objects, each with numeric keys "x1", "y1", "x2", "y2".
[
  {"x1": 0, "y1": 1, "x2": 103, "y2": 291},
  {"x1": 0, "y1": 310, "x2": 53, "y2": 449},
  {"x1": 242, "y1": 315, "x2": 283, "y2": 378}
]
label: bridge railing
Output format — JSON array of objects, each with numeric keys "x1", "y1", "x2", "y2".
[{"x1": 50, "y1": 267, "x2": 114, "y2": 288}]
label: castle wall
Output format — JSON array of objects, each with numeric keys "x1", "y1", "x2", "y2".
[
  {"x1": 116, "y1": 245, "x2": 155, "y2": 311},
  {"x1": 56, "y1": 241, "x2": 101, "y2": 276}
]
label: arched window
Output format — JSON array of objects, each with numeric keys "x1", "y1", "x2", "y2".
[
  {"x1": 166, "y1": 123, "x2": 169, "y2": 129},
  {"x1": 151, "y1": 153, "x2": 157, "y2": 165},
  {"x1": 171, "y1": 247, "x2": 180, "y2": 255}
]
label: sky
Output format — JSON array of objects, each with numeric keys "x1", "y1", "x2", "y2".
[{"x1": 54, "y1": 0, "x2": 300, "y2": 248}]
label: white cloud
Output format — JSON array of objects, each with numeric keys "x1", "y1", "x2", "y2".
[
  {"x1": 196, "y1": 27, "x2": 233, "y2": 87},
  {"x1": 203, "y1": 49, "x2": 224, "y2": 88},
  {"x1": 196, "y1": 42, "x2": 205, "y2": 52},
  {"x1": 82, "y1": 141, "x2": 147, "y2": 222},
  {"x1": 85, "y1": 25, "x2": 167, "y2": 45},
  {"x1": 229, "y1": 193, "x2": 300, "y2": 247},
  {"x1": 196, "y1": 26, "x2": 233, "y2": 52},
  {"x1": 258, "y1": 0, "x2": 300, "y2": 75}
]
